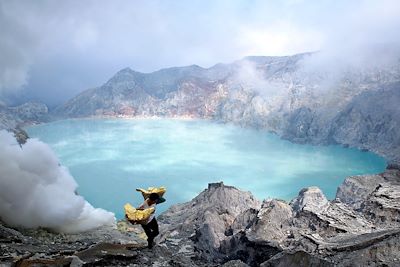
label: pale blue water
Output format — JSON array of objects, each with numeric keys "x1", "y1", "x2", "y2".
[{"x1": 26, "y1": 119, "x2": 386, "y2": 218}]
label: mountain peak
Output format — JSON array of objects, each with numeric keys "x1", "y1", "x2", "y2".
[
  {"x1": 115, "y1": 67, "x2": 139, "y2": 75},
  {"x1": 105, "y1": 67, "x2": 144, "y2": 86}
]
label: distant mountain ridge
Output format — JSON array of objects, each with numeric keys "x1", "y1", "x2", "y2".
[
  {"x1": 53, "y1": 54, "x2": 315, "y2": 119},
  {"x1": 0, "y1": 102, "x2": 48, "y2": 130},
  {"x1": 55, "y1": 53, "x2": 400, "y2": 162}
]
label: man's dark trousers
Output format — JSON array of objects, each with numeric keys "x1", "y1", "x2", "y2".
[{"x1": 141, "y1": 218, "x2": 159, "y2": 248}]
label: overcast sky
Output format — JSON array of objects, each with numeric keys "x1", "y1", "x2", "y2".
[{"x1": 1, "y1": 0, "x2": 399, "y2": 106}]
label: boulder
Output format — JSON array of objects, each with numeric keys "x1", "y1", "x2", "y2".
[
  {"x1": 247, "y1": 200, "x2": 293, "y2": 243},
  {"x1": 291, "y1": 187, "x2": 329, "y2": 213}
]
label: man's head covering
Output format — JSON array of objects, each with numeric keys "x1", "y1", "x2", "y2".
[{"x1": 149, "y1": 193, "x2": 160, "y2": 201}]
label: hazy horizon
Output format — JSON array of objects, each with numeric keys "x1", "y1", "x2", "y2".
[{"x1": 1, "y1": 0, "x2": 400, "y2": 106}]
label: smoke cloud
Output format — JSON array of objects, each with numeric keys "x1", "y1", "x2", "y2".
[
  {"x1": 228, "y1": 59, "x2": 292, "y2": 101},
  {"x1": 0, "y1": 130, "x2": 115, "y2": 233}
]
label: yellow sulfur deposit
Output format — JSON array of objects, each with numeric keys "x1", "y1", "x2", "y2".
[
  {"x1": 136, "y1": 186, "x2": 166, "y2": 199},
  {"x1": 124, "y1": 203, "x2": 154, "y2": 222}
]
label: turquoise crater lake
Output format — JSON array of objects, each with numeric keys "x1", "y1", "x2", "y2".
[{"x1": 26, "y1": 119, "x2": 386, "y2": 218}]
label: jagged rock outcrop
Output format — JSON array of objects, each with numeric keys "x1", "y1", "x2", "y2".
[
  {"x1": 246, "y1": 199, "x2": 293, "y2": 244},
  {"x1": 336, "y1": 174, "x2": 385, "y2": 209},
  {"x1": 156, "y1": 168, "x2": 400, "y2": 266},
  {"x1": 157, "y1": 182, "x2": 261, "y2": 264},
  {"x1": 290, "y1": 186, "x2": 329, "y2": 213}
]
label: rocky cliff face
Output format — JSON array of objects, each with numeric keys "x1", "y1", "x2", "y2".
[
  {"x1": 157, "y1": 167, "x2": 400, "y2": 266},
  {"x1": 328, "y1": 84, "x2": 400, "y2": 160},
  {"x1": 54, "y1": 53, "x2": 400, "y2": 162}
]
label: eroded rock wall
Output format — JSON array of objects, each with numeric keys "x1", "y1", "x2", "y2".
[{"x1": 157, "y1": 168, "x2": 400, "y2": 266}]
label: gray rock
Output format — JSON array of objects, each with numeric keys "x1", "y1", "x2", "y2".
[
  {"x1": 222, "y1": 259, "x2": 250, "y2": 267},
  {"x1": 0, "y1": 223, "x2": 26, "y2": 243},
  {"x1": 325, "y1": 229, "x2": 400, "y2": 267},
  {"x1": 336, "y1": 174, "x2": 385, "y2": 209},
  {"x1": 291, "y1": 187, "x2": 329, "y2": 214},
  {"x1": 361, "y1": 183, "x2": 400, "y2": 227},
  {"x1": 247, "y1": 200, "x2": 293, "y2": 243},
  {"x1": 261, "y1": 251, "x2": 334, "y2": 267},
  {"x1": 336, "y1": 169, "x2": 400, "y2": 228},
  {"x1": 11, "y1": 128, "x2": 29, "y2": 144},
  {"x1": 69, "y1": 255, "x2": 84, "y2": 267},
  {"x1": 158, "y1": 182, "x2": 260, "y2": 262},
  {"x1": 226, "y1": 208, "x2": 258, "y2": 236}
]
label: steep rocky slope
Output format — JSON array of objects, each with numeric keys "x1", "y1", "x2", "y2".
[
  {"x1": 1, "y1": 166, "x2": 399, "y2": 266},
  {"x1": 328, "y1": 84, "x2": 400, "y2": 160},
  {"x1": 54, "y1": 53, "x2": 400, "y2": 162},
  {"x1": 157, "y1": 166, "x2": 400, "y2": 266}
]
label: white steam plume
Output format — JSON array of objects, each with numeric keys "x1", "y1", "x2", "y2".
[
  {"x1": 232, "y1": 59, "x2": 284, "y2": 97},
  {"x1": 0, "y1": 130, "x2": 115, "y2": 233}
]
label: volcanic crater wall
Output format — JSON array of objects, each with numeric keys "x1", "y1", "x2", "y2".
[{"x1": 55, "y1": 54, "x2": 400, "y2": 163}]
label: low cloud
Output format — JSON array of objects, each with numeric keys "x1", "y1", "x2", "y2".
[
  {"x1": 0, "y1": 2, "x2": 35, "y2": 94},
  {"x1": 0, "y1": 130, "x2": 115, "y2": 232},
  {"x1": 231, "y1": 59, "x2": 286, "y2": 97},
  {"x1": 1, "y1": 0, "x2": 400, "y2": 105},
  {"x1": 301, "y1": 0, "x2": 400, "y2": 75}
]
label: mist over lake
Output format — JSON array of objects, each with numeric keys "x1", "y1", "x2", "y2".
[{"x1": 26, "y1": 119, "x2": 386, "y2": 218}]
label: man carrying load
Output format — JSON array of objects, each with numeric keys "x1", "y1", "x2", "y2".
[
  {"x1": 137, "y1": 193, "x2": 160, "y2": 248},
  {"x1": 124, "y1": 186, "x2": 166, "y2": 249}
]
